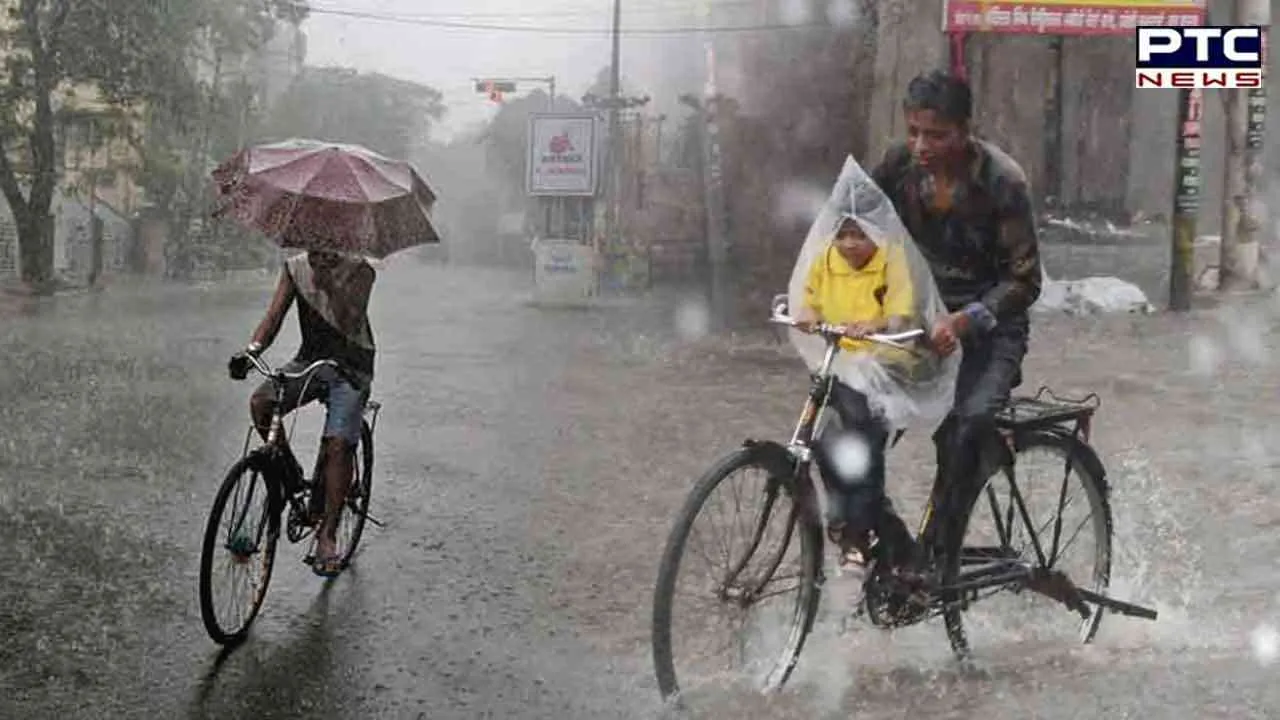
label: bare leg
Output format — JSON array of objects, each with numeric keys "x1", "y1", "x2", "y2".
[
  {"x1": 314, "y1": 436, "x2": 354, "y2": 562},
  {"x1": 250, "y1": 394, "x2": 274, "y2": 443}
]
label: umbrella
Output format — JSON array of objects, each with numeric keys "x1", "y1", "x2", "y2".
[{"x1": 211, "y1": 138, "x2": 441, "y2": 259}]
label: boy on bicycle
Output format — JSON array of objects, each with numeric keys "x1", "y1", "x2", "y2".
[
  {"x1": 793, "y1": 212, "x2": 921, "y2": 574},
  {"x1": 228, "y1": 249, "x2": 376, "y2": 577}
]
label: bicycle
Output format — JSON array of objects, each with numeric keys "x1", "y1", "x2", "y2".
[
  {"x1": 198, "y1": 354, "x2": 383, "y2": 645},
  {"x1": 650, "y1": 295, "x2": 1158, "y2": 702}
]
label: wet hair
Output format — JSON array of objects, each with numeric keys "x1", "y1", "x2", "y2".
[{"x1": 903, "y1": 70, "x2": 972, "y2": 126}]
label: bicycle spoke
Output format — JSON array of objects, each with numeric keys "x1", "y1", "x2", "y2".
[
  {"x1": 1048, "y1": 459, "x2": 1074, "y2": 566},
  {"x1": 947, "y1": 439, "x2": 1110, "y2": 656},
  {"x1": 657, "y1": 454, "x2": 815, "y2": 697},
  {"x1": 1052, "y1": 513, "x2": 1095, "y2": 566}
]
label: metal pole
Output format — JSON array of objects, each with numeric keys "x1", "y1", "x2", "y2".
[
  {"x1": 698, "y1": 0, "x2": 730, "y2": 329},
  {"x1": 1169, "y1": 87, "x2": 1203, "y2": 312},
  {"x1": 1043, "y1": 36, "x2": 1064, "y2": 207},
  {"x1": 1219, "y1": 1, "x2": 1268, "y2": 291},
  {"x1": 602, "y1": 0, "x2": 622, "y2": 291}
]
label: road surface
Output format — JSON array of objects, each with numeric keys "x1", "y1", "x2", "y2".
[{"x1": 2, "y1": 262, "x2": 1279, "y2": 718}]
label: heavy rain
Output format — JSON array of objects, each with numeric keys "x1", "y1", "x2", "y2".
[{"x1": 2, "y1": 0, "x2": 1280, "y2": 718}]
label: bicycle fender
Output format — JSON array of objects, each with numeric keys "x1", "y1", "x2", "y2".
[
  {"x1": 739, "y1": 439, "x2": 799, "y2": 476},
  {"x1": 241, "y1": 446, "x2": 279, "y2": 472},
  {"x1": 1016, "y1": 427, "x2": 1108, "y2": 485}
]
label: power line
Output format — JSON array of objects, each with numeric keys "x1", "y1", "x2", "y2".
[
  {"x1": 302, "y1": 5, "x2": 832, "y2": 35},
  {"x1": 306, "y1": 0, "x2": 760, "y2": 21}
]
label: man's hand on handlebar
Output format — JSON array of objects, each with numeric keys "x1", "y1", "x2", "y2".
[
  {"x1": 228, "y1": 341, "x2": 264, "y2": 381},
  {"x1": 929, "y1": 311, "x2": 969, "y2": 357}
]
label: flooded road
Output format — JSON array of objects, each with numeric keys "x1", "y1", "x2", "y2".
[{"x1": 3, "y1": 261, "x2": 1280, "y2": 718}]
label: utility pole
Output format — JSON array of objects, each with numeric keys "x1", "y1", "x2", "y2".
[
  {"x1": 1218, "y1": 1, "x2": 1269, "y2": 292},
  {"x1": 697, "y1": 0, "x2": 731, "y2": 330},
  {"x1": 603, "y1": 0, "x2": 622, "y2": 283},
  {"x1": 1169, "y1": 87, "x2": 1203, "y2": 312}
]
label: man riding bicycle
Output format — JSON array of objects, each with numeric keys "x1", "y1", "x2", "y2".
[
  {"x1": 228, "y1": 249, "x2": 376, "y2": 577},
  {"x1": 865, "y1": 69, "x2": 1044, "y2": 573}
]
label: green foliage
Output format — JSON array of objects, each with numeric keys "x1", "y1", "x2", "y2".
[
  {"x1": 0, "y1": 0, "x2": 312, "y2": 286},
  {"x1": 260, "y1": 66, "x2": 446, "y2": 160}
]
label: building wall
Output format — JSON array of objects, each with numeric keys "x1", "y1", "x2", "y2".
[
  {"x1": 865, "y1": 1, "x2": 950, "y2": 167},
  {"x1": 864, "y1": 0, "x2": 1280, "y2": 240}
]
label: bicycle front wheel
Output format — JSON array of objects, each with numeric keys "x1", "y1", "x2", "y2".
[
  {"x1": 942, "y1": 429, "x2": 1113, "y2": 661},
  {"x1": 199, "y1": 456, "x2": 281, "y2": 645},
  {"x1": 651, "y1": 443, "x2": 822, "y2": 703}
]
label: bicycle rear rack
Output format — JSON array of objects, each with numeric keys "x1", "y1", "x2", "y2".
[{"x1": 996, "y1": 386, "x2": 1101, "y2": 439}]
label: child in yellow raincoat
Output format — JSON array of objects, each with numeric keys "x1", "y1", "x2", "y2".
[{"x1": 793, "y1": 214, "x2": 919, "y2": 571}]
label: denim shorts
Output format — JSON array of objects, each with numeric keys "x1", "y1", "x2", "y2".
[{"x1": 252, "y1": 359, "x2": 370, "y2": 445}]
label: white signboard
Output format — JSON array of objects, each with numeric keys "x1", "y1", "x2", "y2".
[
  {"x1": 533, "y1": 238, "x2": 597, "y2": 303},
  {"x1": 527, "y1": 113, "x2": 598, "y2": 197}
]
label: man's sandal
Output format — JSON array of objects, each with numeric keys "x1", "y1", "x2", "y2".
[{"x1": 311, "y1": 553, "x2": 344, "y2": 578}]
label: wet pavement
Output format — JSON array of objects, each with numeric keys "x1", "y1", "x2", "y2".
[
  {"x1": 0, "y1": 265, "x2": 660, "y2": 719},
  {"x1": 4, "y1": 261, "x2": 1280, "y2": 718}
]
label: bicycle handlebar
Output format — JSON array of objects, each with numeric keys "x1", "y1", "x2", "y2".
[
  {"x1": 769, "y1": 312, "x2": 926, "y2": 350},
  {"x1": 245, "y1": 353, "x2": 338, "y2": 383}
]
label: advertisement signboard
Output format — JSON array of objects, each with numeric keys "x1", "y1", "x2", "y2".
[
  {"x1": 527, "y1": 113, "x2": 598, "y2": 197},
  {"x1": 532, "y1": 238, "x2": 598, "y2": 303},
  {"x1": 942, "y1": 0, "x2": 1206, "y2": 35}
]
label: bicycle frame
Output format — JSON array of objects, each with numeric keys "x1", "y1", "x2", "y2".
[
  {"x1": 241, "y1": 355, "x2": 338, "y2": 498},
  {"x1": 766, "y1": 298, "x2": 1158, "y2": 624}
]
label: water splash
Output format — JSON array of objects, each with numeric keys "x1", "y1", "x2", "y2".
[{"x1": 1106, "y1": 448, "x2": 1209, "y2": 649}]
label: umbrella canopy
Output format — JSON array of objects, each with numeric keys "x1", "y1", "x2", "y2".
[{"x1": 212, "y1": 138, "x2": 441, "y2": 259}]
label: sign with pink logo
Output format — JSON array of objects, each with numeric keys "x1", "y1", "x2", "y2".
[{"x1": 527, "y1": 113, "x2": 599, "y2": 197}]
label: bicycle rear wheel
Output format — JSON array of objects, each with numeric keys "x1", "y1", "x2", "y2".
[
  {"x1": 942, "y1": 429, "x2": 1113, "y2": 661},
  {"x1": 651, "y1": 443, "x2": 822, "y2": 703},
  {"x1": 336, "y1": 420, "x2": 375, "y2": 566},
  {"x1": 199, "y1": 456, "x2": 281, "y2": 644}
]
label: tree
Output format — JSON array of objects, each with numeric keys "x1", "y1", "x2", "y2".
[
  {"x1": 0, "y1": 2, "x2": 171, "y2": 288},
  {"x1": 261, "y1": 67, "x2": 446, "y2": 161},
  {"x1": 130, "y1": 0, "x2": 310, "y2": 278},
  {"x1": 0, "y1": 0, "x2": 306, "y2": 290}
]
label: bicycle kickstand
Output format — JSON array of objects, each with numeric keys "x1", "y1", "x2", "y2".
[{"x1": 357, "y1": 507, "x2": 386, "y2": 528}]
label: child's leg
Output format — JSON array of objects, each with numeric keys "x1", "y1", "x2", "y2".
[{"x1": 814, "y1": 383, "x2": 889, "y2": 555}]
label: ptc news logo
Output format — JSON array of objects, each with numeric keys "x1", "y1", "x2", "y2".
[{"x1": 1135, "y1": 26, "x2": 1265, "y2": 89}]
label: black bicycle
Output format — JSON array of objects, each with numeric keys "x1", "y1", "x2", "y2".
[
  {"x1": 198, "y1": 354, "x2": 382, "y2": 645},
  {"x1": 650, "y1": 296, "x2": 1158, "y2": 702}
]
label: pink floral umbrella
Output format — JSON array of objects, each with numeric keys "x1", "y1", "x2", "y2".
[{"x1": 211, "y1": 138, "x2": 441, "y2": 259}]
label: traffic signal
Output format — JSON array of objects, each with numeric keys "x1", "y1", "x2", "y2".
[{"x1": 475, "y1": 79, "x2": 516, "y2": 103}]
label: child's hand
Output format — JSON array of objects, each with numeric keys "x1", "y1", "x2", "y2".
[
  {"x1": 794, "y1": 307, "x2": 820, "y2": 331},
  {"x1": 836, "y1": 321, "x2": 880, "y2": 338}
]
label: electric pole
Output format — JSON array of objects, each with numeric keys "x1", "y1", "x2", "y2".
[
  {"x1": 1169, "y1": 87, "x2": 1203, "y2": 312},
  {"x1": 1218, "y1": 1, "x2": 1269, "y2": 292},
  {"x1": 697, "y1": 0, "x2": 731, "y2": 330},
  {"x1": 602, "y1": 0, "x2": 622, "y2": 271}
]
